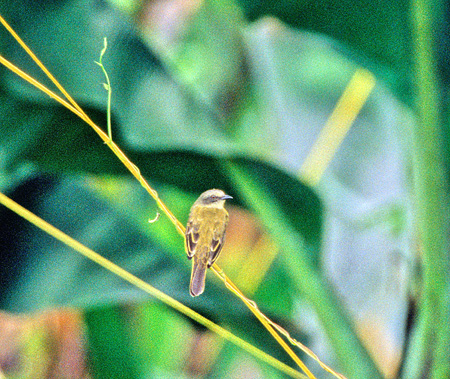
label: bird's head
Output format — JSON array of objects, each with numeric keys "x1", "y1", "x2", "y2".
[{"x1": 195, "y1": 189, "x2": 233, "y2": 208}]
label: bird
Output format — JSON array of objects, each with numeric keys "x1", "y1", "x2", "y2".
[{"x1": 185, "y1": 189, "x2": 232, "y2": 296}]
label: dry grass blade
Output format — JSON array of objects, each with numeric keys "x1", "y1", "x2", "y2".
[
  {"x1": 212, "y1": 266, "x2": 317, "y2": 378},
  {"x1": 213, "y1": 266, "x2": 348, "y2": 379}
]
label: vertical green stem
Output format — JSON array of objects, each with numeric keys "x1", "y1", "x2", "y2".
[{"x1": 404, "y1": 0, "x2": 450, "y2": 377}]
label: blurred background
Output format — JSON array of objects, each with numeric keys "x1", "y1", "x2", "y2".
[{"x1": 0, "y1": 0, "x2": 448, "y2": 378}]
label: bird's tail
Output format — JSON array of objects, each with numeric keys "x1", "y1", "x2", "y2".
[{"x1": 190, "y1": 260, "x2": 207, "y2": 297}]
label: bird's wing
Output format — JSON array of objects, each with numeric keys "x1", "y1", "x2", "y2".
[
  {"x1": 185, "y1": 219, "x2": 200, "y2": 259},
  {"x1": 207, "y1": 212, "x2": 229, "y2": 267}
]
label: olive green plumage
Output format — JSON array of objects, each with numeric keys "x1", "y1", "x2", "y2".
[{"x1": 185, "y1": 189, "x2": 232, "y2": 296}]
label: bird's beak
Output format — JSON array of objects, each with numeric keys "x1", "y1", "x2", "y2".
[{"x1": 221, "y1": 194, "x2": 233, "y2": 200}]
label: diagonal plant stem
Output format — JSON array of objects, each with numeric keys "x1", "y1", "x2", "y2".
[
  {"x1": 225, "y1": 161, "x2": 383, "y2": 379},
  {"x1": 0, "y1": 192, "x2": 306, "y2": 379},
  {"x1": 217, "y1": 270, "x2": 348, "y2": 379},
  {"x1": 300, "y1": 68, "x2": 376, "y2": 186},
  {"x1": 223, "y1": 67, "x2": 378, "y2": 376},
  {"x1": 0, "y1": 12, "x2": 347, "y2": 379},
  {"x1": 0, "y1": 42, "x2": 316, "y2": 378}
]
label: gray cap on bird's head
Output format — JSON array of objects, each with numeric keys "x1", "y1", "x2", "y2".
[{"x1": 195, "y1": 189, "x2": 233, "y2": 206}]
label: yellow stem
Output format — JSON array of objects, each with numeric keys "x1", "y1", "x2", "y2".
[{"x1": 0, "y1": 192, "x2": 306, "y2": 379}]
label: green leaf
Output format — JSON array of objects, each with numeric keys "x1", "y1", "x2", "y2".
[
  {"x1": 225, "y1": 160, "x2": 383, "y2": 378},
  {"x1": 0, "y1": 0, "x2": 415, "y2": 377},
  {"x1": 85, "y1": 305, "x2": 141, "y2": 379},
  {"x1": 0, "y1": 176, "x2": 188, "y2": 312},
  {"x1": 238, "y1": 0, "x2": 412, "y2": 98}
]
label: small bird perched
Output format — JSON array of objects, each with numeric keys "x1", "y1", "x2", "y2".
[{"x1": 185, "y1": 189, "x2": 232, "y2": 296}]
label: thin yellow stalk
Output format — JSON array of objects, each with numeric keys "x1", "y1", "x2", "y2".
[
  {"x1": 300, "y1": 68, "x2": 376, "y2": 186},
  {"x1": 0, "y1": 12, "x2": 351, "y2": 379},
  {"x1": 0, "y1": 13, "x2": 87, "y2": 118},
  {"x1": 0, "y1": 192, "x2": 306, "y2": 379}
]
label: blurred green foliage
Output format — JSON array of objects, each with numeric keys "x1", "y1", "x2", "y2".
[{"x1": 0, "y1": 0, "x2": 447, "y2": 378}]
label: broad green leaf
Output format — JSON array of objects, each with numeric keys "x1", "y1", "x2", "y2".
[
  {"x1": 238, "y1": 0, "x2": 412, "y2": 99},
  {"x1": 85, "y1": 305, "x2": 141, "y2": 379},
  {"x1": 0, "y1": 0, "x2": 415, "y2": 377}
]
